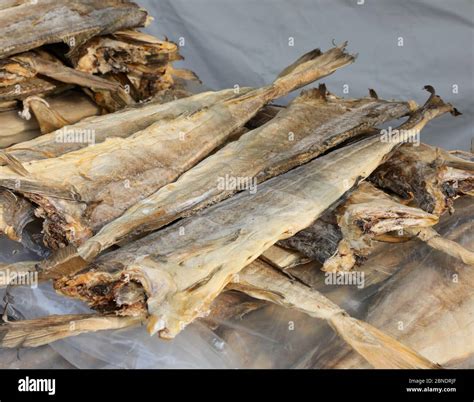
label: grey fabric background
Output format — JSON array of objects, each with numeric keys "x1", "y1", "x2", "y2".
[{"x1": 138, "y1": 0, "x2": 473, "y2": 151}]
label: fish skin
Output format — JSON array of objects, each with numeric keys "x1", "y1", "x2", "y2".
[
  {"x1": 55, "y1": 88, "x2": 458, "y2": 339},
  {"x1": 0, "y1": 44, "x2": 356, "y2": 248}
]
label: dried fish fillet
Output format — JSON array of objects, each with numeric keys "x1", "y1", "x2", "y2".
[
  {"x1": 2, "y1": 50, "x2": 121, "y2": 93},
  {"x1": 0, "y1": 292, "x2": 265, "y2": 348},
  {"x1": 0, "y1": 44, "x2": 355, "y2": 248},
  {"x1": 0, "y1": 0, "x2": 148, "y2": 59},
  {"x1": 70, "y1": 85, "x2": 413, "y2": 266},
  {"x1": 371, "y1": 142, "x2": 474, "y2": 215},
  {"x1": 69, "y1": 30, "x2": 189, "y2": 109},
  {"x1": 53, "y1": 89, "x2": 458, "y2": 339}
]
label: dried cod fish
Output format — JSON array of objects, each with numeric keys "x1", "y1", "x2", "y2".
[
  {"x1": 371, "y1": 142, "x2": 474, "y2": 215},
  {"x1": 0, "y1": 292, "x2": 265, "y2": 348},
  {"x1": 0, "y1": 90, "x2": 257, "y2": 243},
  {"x1": 1, "y1": 88, "x2": 238, "y2": 163},
  {"x1": 52, "y1": 89, "x2": 458, "y2": 340},
  {"x1": 0, "y1": 0, "x2": 148, "y2": 59},
  {"x1": 69, "y1": 30, "x2": 192, "y2": 111},
  {"x1": 63, "y1": 85, "x2": 414, "y2": 270},
  {"x1": 0, "y1": 44, "x2": 355, "y2": 248}
]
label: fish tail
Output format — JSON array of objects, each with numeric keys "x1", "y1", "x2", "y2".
[
  {"x1": 329, "y1": 313, "x2": 441, "y2": 369},
  {"x1": 272, "y1": 42, "x2": 355, "y2": 96},
  {"x1": 0, "y1": 314, "x2": 142, "y2": 348}
]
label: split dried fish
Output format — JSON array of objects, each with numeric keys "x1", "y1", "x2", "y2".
[
  {"x1": 0, "y1": 314, "x2": 144, "y2": 348},
  {"x1": 63, "y1": 85, "x2": 413, "y2": 269},
  {"x1": 1, "y1": 50, "x2": 121, "y2": 94},
  {"x1": 52, "y1": 89, "x2": 458, "y2": 341},
  {"x1": 69, "y1": 30, "x2": 192, "y2": 111},
  {"x1": 0, "y1": 255, "x2": 438, "y2": 368},
  {"x1": 0, "y1": 90, "x2": 100, "y2": 147},
  {"x1": 0, "y1": 44, "x2": 355, "y2": 248}
]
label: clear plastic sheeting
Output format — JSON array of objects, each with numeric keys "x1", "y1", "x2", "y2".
[{"x1": 1, "y1": 197, "x2": 473, "y2": 368}]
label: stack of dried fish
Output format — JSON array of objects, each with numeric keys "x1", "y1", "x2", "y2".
[
  {"x1": 0, "y1": 38, "x2": 472, "y2": 370},
  {"x1": 0, "y1": 0, "x2": 197, "y2": 147}
]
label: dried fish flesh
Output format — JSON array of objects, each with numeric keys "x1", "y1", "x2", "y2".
[
  {"x1": 0, "y1": 189, "x2": 33, "y2": 241},
  {"x1": 323, "y1": 198, "x2": 474, "y2": 368},
  {"x1": 281, "y1": 181, "x2": 473, "y2": 271}
]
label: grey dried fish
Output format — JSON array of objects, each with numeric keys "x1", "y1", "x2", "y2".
[
  {"x1": 0, "y1": 260, "x2": 439, "y2": 368},
  {"x1": 322, "y1": 198, "x2": 474, "y2": 368},
  {"x1": 66, "y1": 85, "x2": 413, "y2": 268},
  {"x1": 0, "y1": 0, "x2": 148, "y2": 59},
  {"x1": 0, "y1": 44, "x2": 355, "y2": 248}
]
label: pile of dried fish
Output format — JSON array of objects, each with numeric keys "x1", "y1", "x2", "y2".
[
  {"x1": 0, "y1": 0, "x2": 197, "y2": 147},
  {"x1": 0, "y1": 37, "x2": 472, "y2": 370}
]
